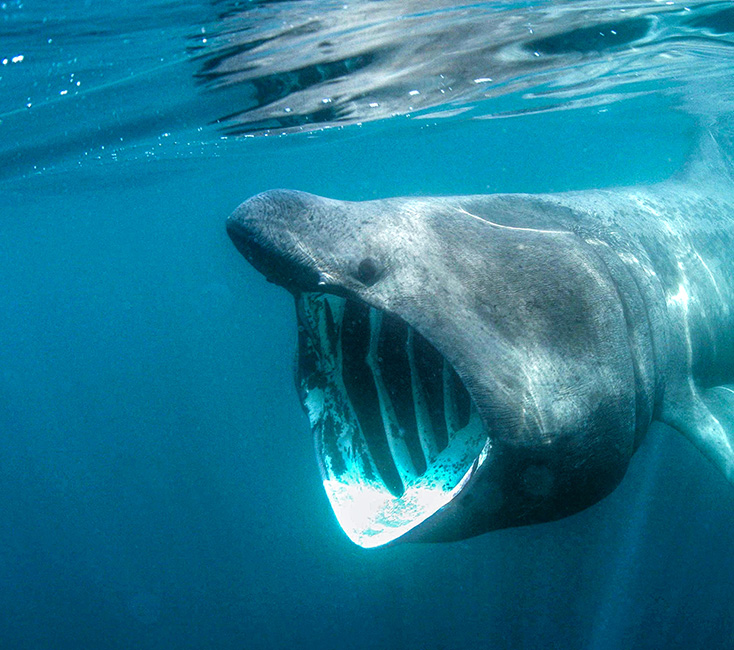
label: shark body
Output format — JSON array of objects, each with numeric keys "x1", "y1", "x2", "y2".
[{"x1": 226, "y1": 135, "x2": 734, "y2": 547}]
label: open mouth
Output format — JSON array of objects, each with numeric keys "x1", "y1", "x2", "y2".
[{"x1": 295, "y1": 292, "x2": 491, "y2": 548}]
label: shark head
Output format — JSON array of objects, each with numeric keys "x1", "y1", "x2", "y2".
[{"x1": 227, "y1": 189, "x2": 646, "y2": 547}]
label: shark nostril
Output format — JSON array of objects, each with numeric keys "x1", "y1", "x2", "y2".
[{"x1": 356, "y1": 257, "x2": 380, "y2": 286}]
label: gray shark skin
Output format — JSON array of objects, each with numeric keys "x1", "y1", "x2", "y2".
[{"x1": 226, "y1": 134, "x2": 734, "y2": 548}]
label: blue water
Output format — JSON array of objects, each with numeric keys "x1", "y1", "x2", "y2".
[{"x1": 2, "y1": 1, "x2": 734, "y2": 648}]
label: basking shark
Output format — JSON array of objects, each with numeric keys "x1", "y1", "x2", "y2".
[{"x1": 226, "y1": 134, "x2": 734, "y2": 548}]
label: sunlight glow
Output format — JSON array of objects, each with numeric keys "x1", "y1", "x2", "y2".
[{"x1": 323, "y1": 438, "x2": 491, "y2": 548}]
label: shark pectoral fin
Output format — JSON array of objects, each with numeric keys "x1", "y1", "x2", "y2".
[{"x1": 663, "y1": 384, "x2": 734, "y2": 483}]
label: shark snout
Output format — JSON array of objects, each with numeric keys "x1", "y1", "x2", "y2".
[{"x1": 226, "y1": 190, "x2": 323, "y2": 292}]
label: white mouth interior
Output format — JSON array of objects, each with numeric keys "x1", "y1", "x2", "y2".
[{"x1": 296, "y1": 293, "x2": 490, "y2": 548}]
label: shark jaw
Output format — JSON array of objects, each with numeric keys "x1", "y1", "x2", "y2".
[{"x1": 296, "y1": 292, "x2": 491, "y2": 548}]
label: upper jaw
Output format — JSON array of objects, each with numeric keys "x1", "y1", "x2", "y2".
[{"x1": 225, "y1": 212, "x2": 326, "y2": 293}]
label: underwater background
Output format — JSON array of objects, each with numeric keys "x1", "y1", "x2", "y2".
[{"x1": 2, "y1": 1, "x2": 734, "y2": 648}]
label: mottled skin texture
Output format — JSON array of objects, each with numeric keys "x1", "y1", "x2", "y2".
[{"x1": 226, "y1": 136, "x2": 734, "y2": 542}]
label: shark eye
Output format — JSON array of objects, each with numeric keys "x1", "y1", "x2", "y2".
[{"x1": 356, "y1": 257, "x2": 380, "y2": 286}]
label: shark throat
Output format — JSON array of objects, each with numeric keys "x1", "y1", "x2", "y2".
[{"x1": 295, "y1": 292, "x2": 490, "y2": 548}]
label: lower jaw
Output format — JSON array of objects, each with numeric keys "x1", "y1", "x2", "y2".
[
  {"x1": 296, "y1": 292, "x2": 491, "y2": 548},
  {"x1": 321, "y1": 435, "x2": 491, "y2": 547}
]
